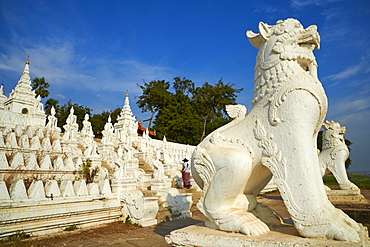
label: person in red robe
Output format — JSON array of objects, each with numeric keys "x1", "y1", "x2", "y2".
[{"x1": 181, "y1": 158, "x2": 192, "y2": 189}]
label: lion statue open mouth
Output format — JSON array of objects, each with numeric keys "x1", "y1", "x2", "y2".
[{"x1": 191, "y1": 18, "x2": 362, "y2": 242}]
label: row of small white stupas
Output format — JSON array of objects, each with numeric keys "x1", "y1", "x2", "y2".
[{"x1": 0, "y1": 61, "x2": 195, "y2": 237}]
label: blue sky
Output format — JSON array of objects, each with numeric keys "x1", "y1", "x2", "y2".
[{"x1": 0, "y1": 0, "x2": 369, "y2": 172}]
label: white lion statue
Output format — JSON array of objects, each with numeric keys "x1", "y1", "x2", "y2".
[
  {"x1": 319, "y1": 120, "x2": 358, "y2": 190},
  {"x1": 191, "y1": 18, "x2": 361, "y2": 241}
]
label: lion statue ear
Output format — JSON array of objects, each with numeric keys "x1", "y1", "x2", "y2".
[
  {"x1": 258, "y1": 22, "x2": 271, "y2": 39},
  {"x1": 246, "y1": 22, "x2": 271, "y2": 49}
]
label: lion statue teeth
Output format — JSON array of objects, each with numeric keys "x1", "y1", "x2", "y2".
[{"x1": 191, "y1": 18, "x2": 362, "y2": 242}]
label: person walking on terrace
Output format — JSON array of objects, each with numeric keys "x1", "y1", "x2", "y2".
[{"x1": 182, "y1": 158, "x2": 192, "y2": 189}]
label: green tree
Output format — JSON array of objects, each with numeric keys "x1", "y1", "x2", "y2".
[
  {"x1": 173, "y1": 77, "x2": 194, "y2": 95},
  {"x1": 55, "y1": 100, "x2": 92, "y2": 130},
  {"x1": 31, "y1": 77, "x2": 50, "y2": 98},
  {"x1": 44, "y1": 98, "x2": 59, "y2": 115},
  {"x1": 193, "y1": 78, "x2": 243, "y2": 140},
  {"x1": 136, "y1": 80, "x2": 172, "y2": 129},
  {"x1": 153, "y1": 90, "x2": 203, "y2": 145},
  {"x1": 90, "y1": 108, "x2": 121, "y2": 135},
  {"x1": 344, "y1": 139, "x2": 352, "y2": 168},
  {"x1": 138, "y1": 77, "x2": 243, "y2": 145}
]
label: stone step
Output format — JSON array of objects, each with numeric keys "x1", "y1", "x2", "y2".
[
  {"x1": 177, "y1": 188, "x2": 202, "y2": 212},
  {"x1": 0, "y1": 205, "x2": 122, "y2": 238},
  {"x1": 138, "y1": 162, "x2": 154, "y2": 174},
  {"x1": 143, "y1": 188, "x2": 203, "y2": 222},
  {"x1": 141, "y1": 189, "x2": 160, "y2": 198}
]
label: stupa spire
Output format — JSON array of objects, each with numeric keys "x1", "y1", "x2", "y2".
[
  {"x1": 9, "y1": 59, "x2": 34, "y2": 98},
  {"x1": 19, "y1": 59, "x2": 31, "y2": 86},
  {"x1": 119, "y1": 93, "x2": 135, "y2": 120},
  {"x1": 4, "y1": 59, "x2": 46, "y2": 125},
  {"x1": 114, "y1": 92, "x2": 137, "y2": 139}
]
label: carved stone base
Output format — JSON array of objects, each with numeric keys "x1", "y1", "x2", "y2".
[
  {"x1": 111, "y1": 177, "x2": 137, "y2": 192},
  {"x1": 98, "y1": 143, "x2": 115, "y2": 154},
  {"x1": 88, "y1": 156, "x2": 101, "y2": 167},
  {"x1": 327, "y1": 189, "x2": 368, "y2": 204},
  {"x1": 165, "y1": 223, "x2": 369, "y2": 247},
  {"x1": 150, "y1": 178, "x2": 172, "y2": 190}
]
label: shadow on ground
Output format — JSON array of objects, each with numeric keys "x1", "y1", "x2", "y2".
[
  {"x1": 154, "y1": 218, "x2": 204, "y2": 237},
  {"x1": 263, "y1": 195, "x2": 283, "y2": 200}
]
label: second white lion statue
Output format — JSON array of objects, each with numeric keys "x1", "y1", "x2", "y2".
[{"x1": 319, "y1": 120, "x2": 358, "y2": 190}]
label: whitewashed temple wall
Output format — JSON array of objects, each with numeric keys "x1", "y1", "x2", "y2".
[
  {"x1": 0, "y1": 62, "x2": 197, "y2": 237},
  {"x1": 0, "y1": 109, "x2": 46, "y2": 128},
  {"x1": 151, "y1": 138, "x2": 194, "y2": 163}
]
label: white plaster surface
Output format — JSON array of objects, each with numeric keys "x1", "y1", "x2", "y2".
[
  {"x1": 74, "y1": 180, "x2": 89, "y2": 196},
  {"x1": 45, "y1": 180, "x2": 61, "y2": 197},
  {"x1": 39, "y1": 154, "x2": 52, "y2": 170},
  {"x1": 10, "y1": 179, "x2": 28, "y2": 200},
  {"x1": 60, "y1": 180, "x2": 75, "y2": 197},
  {"x1": 0, "y1": 181, "x2": 10, "y2": 200},
  {"x1": 0, "y1": 151, "x2": 9, "y2": 168},
  {"x1": 87, "y1": 183, "x2": 100, "y2": 196},
  {"x1": 98, "y1": 179, "x2": 112, "y2": 195},
  {"x1": 28, "y1": 180, "x2": 46, "y2": 199}
]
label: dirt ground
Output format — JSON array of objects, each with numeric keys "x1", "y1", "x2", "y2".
[{"x1": 1, "y1": 189, "x2": 369, "y2": 247}]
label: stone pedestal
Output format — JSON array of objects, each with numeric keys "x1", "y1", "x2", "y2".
[
  {"x1": 111, "y1": 177, "x2": 137, "y2": 193},
  {"x1": 327, "y1": 188, "x2": 368, "y2": 204},
  {"x1": 88, "y1": 156, "x2": 101, "y2": 167},
  {"x1": 150, "y1": 177, "x2": 172, "y2": 191},
  {"x1": 98, "y1": 143, "x2": 115, "y2": 155},
  {"x1": 327, "y1": 188, "x2": 370, "y2": 227},
  {"x1": 165, "y1": 223, "x2": 369, "y2": 247},
  {"x1": 61, "y1": 140, "x2": 80, "y2": 155},
  {"x1": 120, "y1": 190, "x2": 159, "y2": 227},
  {"x1": 125, "y1": 159, "x2": 139, "y2": 170}
]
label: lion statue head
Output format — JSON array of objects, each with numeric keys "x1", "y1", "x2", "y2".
[
  {"x1": 247, "y1": 18, "x2": 321, "y2": 105},
  {"x1": 322, "y1": 120, "x2": 346, "y2": 149}
]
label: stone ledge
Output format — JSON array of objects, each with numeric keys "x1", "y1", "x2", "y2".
[{"x1": 165, "y1": 223, "x2": 369, "y2": 247}]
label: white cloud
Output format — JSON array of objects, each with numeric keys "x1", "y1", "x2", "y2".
[
  {"x1": 0, "y1": 38, "x2": 181, "y2": 116},
  {"x1": 0, "y1": 41, "x2": 178, "y2": 95},
  {"x1": 326, "y1": 99, "x2": 370, "y2": 172},
  {"x1": 325, "y1": 64, "x2": 362, "y2": 81},
  {"x1": 336, "y1": 110, "x2": 370, "y2": 126},
  {"x1": 320, "y1": 8, "x2": 341, "y2": 21},
  {"x1": 335, "y1": 110, "x2": 370, "y2": 172},
  {"x1": 253, "y1": 5, "x2": 279, "y2": 14},
  {"x1": 327, "y1": 94, "x2": 370, "y2": 118},
  {"x1": 55, "y1": 94, "x2": 66, "y2": 100},
  {"x1": 290, "y1": 0, "x2": 340, "y2": 8}
]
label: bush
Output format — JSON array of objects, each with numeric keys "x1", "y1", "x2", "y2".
[
  {"x1": 63, "y1": 225, "x2": 78, "y2": 231},
  {"x1": 81, "y1": 159, "x2": 99, "y2": 183}
]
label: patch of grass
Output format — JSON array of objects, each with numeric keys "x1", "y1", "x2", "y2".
[
  {"x1": 124, "y1": 216, "x2": 132, "y2": 225},
  {"x1": 63, "y1": 225, "x2": 78, "y2": 231},
  {"x1": 323, "y1": 173, "x2": 370, "y2": 189},
  {"x1": 119, "y1": 216, "x2": 141, "y2": 228}
]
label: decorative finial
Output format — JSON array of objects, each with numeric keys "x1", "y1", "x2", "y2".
[
  {"x1": 26, "y1": 54, "x2": 30, "y2": 64},
  {"x1": 126, "y1": 90, "x2": 129, "y2": 97}
]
